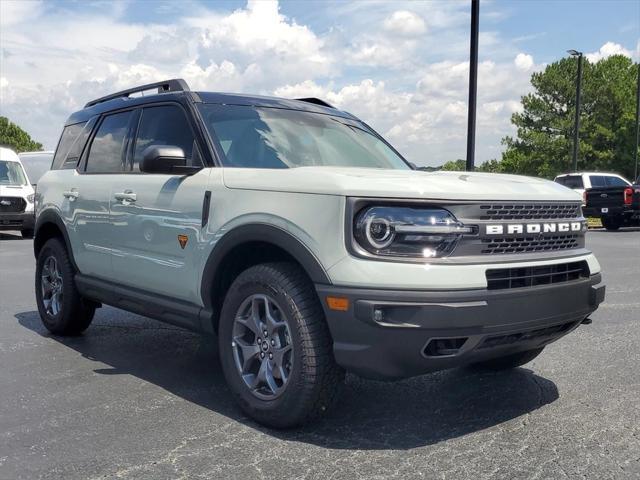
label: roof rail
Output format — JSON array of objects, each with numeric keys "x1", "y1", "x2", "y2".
[
  {"x1": 84, "y1": 78, "x2": 190, "y2": 108},
  {"x1": 295, "y1": 97, "x2": 335, "y2": 109}
]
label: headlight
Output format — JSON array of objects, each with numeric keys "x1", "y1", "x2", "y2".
[
  {"x1": 27, "y1": 194, "x2": 35, "y2": 203},
  {"x1": 354, "y1": 206, "x2": 473, "y2": 258}
]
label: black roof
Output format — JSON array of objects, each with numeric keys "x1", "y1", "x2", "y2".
[{"x1": 66, "y1": 79, "x2": 353, "y2": 126}]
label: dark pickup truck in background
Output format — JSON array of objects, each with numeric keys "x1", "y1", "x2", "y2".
[
  {"x1": 584, "y1": 180, "x2": 640, "y2": 230},
  {"x1": 555, "y1": 172, "x2": 640, "y2": 230}
]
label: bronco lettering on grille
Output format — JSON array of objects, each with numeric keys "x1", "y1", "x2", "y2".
[{"x1": 485, "y1": 222, "x2": 584, "y2": 235}]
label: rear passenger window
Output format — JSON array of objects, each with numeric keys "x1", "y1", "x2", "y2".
[
  {"x1": 132, "y1": 105, "x2": 198, "y2": 171},
  {"x1": 52, "y1": 118, "x2": 97, "y2": 170},
  {"x1": 86, "y1": 111, "x2": 134, "y2": 173},
  {"x1": 589, "y1": 176, "x2": 606, "y2": 187}
]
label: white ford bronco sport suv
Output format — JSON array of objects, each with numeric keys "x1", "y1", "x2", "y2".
[{"x1": 34, "y1": 79, "x2": 605, "y2": 427}]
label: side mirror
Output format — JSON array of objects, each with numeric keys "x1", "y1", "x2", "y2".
[{"x1": 139, "y1": 146, "x2": 201, "y2": 175}]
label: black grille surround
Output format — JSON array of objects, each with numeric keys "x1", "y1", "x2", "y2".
[
  {"x1": 448, "y1": 201, "x2": 586, "y2": 257},
  {"x1": 486, "y1": 260, "x2": 590, "y2": 290},
  {"x1": 0, "y1": 197, "x2": 26, "y2": 213},
  {"x1": 479, "y1": 203, "x2": 581, "y2": 220}
]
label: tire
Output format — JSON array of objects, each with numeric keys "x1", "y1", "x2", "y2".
[
  {"x1": 35, "y1": 238, "x2": 95, "y2": 335},
  {"x1": 218, "y1": 262, "x2": 344, "y2": 428},
  {"x1": 469, "y1": 347, "x2": 545, "y2": 371},
  {"x1": 21, "y1": 229, "x2": 34, "y2": 239},
  {"x1": 601, "y1": 218, "x2": 620, "y2": 231}
]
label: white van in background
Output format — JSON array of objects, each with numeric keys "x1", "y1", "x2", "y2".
[{"x1": 0, "y1": 147, "x2": 36, "y2": 238}]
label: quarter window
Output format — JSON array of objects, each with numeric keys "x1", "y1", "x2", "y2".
[
  {"x1": 86, "y1": 111, "x2": 134, "y2": 173},
  {"x1": 132, "y1": 105, "x2": 198, "y2": 171}
]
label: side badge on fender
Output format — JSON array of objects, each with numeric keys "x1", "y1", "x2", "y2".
[{"x1": 178, "y1": 234, "x2": 188, "y2": 249}]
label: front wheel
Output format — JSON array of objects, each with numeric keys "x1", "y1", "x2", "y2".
[
  {"x1": 218, "y1": 262, "x2": 344, "y2": 428},
  {"x1": 469, "y1": 347, "x2": 545, "y2": 371},
  {"x1": 21, "y1": 229, "x2": 34, "y2": 239},
  {"x1": 35, "y1": 238, "x2": 95, "y2": 335}
]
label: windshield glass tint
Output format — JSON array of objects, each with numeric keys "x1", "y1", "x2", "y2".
[
  {"x1": 0, "y1": 161, "x2": 27, "y2": 185},
  {"x1": 198, "y1": 104, "x2": 409, "y2": 170}
]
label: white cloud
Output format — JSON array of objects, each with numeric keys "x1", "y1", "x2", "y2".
[
  {"x1": 0, "y1": 0, "x2": 635, "y2": 167},
  {"x1": 0, "y1": 0, "x2": 43, "y2": 27},
  {"x1": 585, "y1": 41, "x2": 633, "y2": 62},
  {"x1": 383, "y1": 10, "x2": 426, "y2": 36},
  {"x1": 514, "y1": 53, "x2": 534, "y2": 71}
]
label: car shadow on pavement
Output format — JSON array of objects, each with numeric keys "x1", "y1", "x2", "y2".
[{"x1": 16, "y1": 309, "x2": 559, "y2": 450}]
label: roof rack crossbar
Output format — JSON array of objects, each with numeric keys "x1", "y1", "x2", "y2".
[
  {"x1": 84, "y1": 78, "x2": 190, "y2": 108},
  {"x1": 295, "y1": 97, "x2": 335, "y2": 109}
]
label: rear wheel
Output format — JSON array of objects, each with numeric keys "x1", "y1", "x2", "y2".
[
  {"x1": 469, "y1": 347, "x2": 544, "y2": 371},
  {"x1": 218, "y1": 262, "x2": 344, "y2": 428},
  {"x1": 35, "y1": 238, "x2": 95, "y2": 335}
]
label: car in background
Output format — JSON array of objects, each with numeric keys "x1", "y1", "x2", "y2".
[
  {"x1": 554, "y1": 172, "x2": 631, "y2": 201},
  {"x1": 0, "y1": 147, "x2": 36, "y2": 238},
  {"x1": 554, "y1": 172, "x2": 639, "y2": 230},
  {"x1": 18, "y1": 151, "x2": 54, "y2": 186}
]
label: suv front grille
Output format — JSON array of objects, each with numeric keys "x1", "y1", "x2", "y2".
[
  {"x1": 481, "y1": 234, "x2": 580, "y2": 255},
  {"x1": 486, "y1": 260, "x2": 589, "y2": 290},
  {"x1": 479, "y1": 203, "x2": 581, "y2": 220},
  {"x1": 0, "y1": 197, "x2": 26, "y2": 213}
]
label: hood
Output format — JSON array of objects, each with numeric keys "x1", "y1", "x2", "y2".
[
  {"x1": 223, "y1": 167, "x2": 582, "y2": 202},
  {"x1": 0, "y1": 184, "x2": 34, "y2": 197}
]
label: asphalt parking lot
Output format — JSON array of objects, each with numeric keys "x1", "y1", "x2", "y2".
[{"x1": 1, "y1": 229, "x2": 639, "y2": 479}]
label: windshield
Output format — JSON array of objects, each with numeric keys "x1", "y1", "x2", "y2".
[
  {"x1": 19, "y1": 153, "x2": 53, "y2": 184},
  {"x1": 198, "y1": 104, "x2": 410, "y2": 170},
  {"x1": 0, "y1": 160, "x2": 28, "y2": 186}
]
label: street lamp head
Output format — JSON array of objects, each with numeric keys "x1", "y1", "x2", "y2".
[{"x1": 567, "y1": 49, "x2": 582, "y2": 57}]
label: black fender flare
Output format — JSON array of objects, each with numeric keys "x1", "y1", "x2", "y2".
[
  {"x1": 200, "y1": 223, "x2": 331, "y2": 310},
  {"x1": 34, "y1": 210, "x2": 79, "y2": 271}
]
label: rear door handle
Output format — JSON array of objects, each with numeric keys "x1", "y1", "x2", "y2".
[
  {"x1": 114, "y1": 191, "x2": 137, "y2": 203},
  {"x1": 63, "y1": 189, "x2": 79, "y2": 201}
]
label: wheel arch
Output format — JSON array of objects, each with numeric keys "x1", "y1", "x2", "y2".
[
  {"x1": 34, "y1": 211, "x2": 78, "y2": 271},
  {"x1": 200, "y1": 223, "x2": 331, "y2": 332}
]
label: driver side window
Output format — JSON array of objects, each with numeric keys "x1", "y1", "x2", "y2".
[{"x1": 131, "y1": 105, "x2": 200, "y2": 172}]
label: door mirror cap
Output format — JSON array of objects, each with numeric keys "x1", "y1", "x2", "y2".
[{"x1": 139, "y1": 146, "x2": 201, "y2": 175}]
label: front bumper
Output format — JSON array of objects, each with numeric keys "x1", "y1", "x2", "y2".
[
  {"x1": 0, "y1": 212, "x2": 34, "y2": 231},
  {"x1": 317, "y1": 274, "x2": 605, "y2": 380}
]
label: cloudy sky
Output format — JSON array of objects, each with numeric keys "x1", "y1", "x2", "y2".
[{"x1": 1, "y1": 0, "x2": 638, "y2": 167}]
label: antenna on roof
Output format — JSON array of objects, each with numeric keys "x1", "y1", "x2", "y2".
[{"x1": 84, "y1": 79, "x2": 190, "y2": 108}]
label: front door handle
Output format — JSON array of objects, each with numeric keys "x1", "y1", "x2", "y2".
[
  {"x1": 114, "y1": 191, "x2": 137, "y2": 203},
  {"x1": 63, "y1": 189, "x2": 79, "y2": 201}
]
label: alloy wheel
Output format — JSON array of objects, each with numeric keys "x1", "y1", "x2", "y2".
[{"x1": 231, "y1": 294, "x2": 293, "y2": 399}]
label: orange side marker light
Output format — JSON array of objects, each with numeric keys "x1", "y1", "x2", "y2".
[{"x1": 326, "y1": 296, "x2": 350, "y2": 311}]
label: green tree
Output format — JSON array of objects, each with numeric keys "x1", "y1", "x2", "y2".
[
  {"x1": 500, "y1": 54, "x2": 638, "y2": 179},
  {"x1": 0, "y1": 117, "x2": 43, "y2": 153},
  {"x1": 440, "y1": 159, "x2": 466, "y2": 171}
]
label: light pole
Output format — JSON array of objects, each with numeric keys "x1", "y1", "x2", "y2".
[
  {"x1": 634, "y1": 62, "x2": 639, "y2": 181},
  {"x1": 465, "y1": 0, "x2": 479, "y2": 172},
  {"x1": 568, "y1": 49, "x2": 583, "y2": 172}
]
